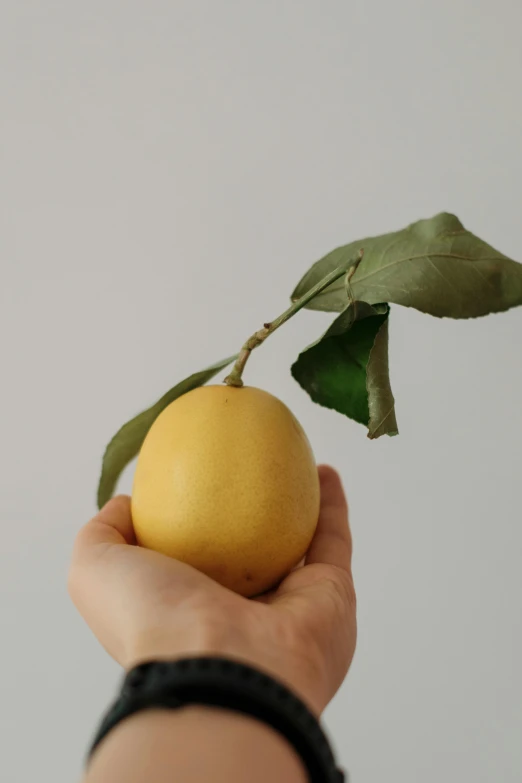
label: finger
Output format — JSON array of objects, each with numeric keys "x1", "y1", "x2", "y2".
[
  {"x1": 305, "y1": 465, "x2": 352, "y2": 571},
  {"x1": 72, "y1": 495, "x2": 136, "y2": 563}
]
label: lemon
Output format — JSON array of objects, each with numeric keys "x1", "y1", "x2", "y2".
[{"x1": 131, "y1": 385, "x2": 320, "y2": 597}]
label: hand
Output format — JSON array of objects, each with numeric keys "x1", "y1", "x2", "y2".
[{"x1": 68, "y1": 465, "x2": 357, "y2": 715}]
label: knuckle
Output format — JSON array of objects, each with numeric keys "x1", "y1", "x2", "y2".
[{"x1": 324, "y1": 569, "x2": 357, "y2": 611}]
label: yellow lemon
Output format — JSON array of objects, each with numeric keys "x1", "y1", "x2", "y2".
[{"x1": 131, "y1": 385, "x2": 320, "y2": 597}]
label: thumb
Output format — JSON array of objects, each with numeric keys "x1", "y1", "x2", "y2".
[{"x1": 71, "y1": 495, "x2": 136, "y2": 568}]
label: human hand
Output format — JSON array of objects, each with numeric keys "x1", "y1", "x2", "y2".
[{"x1": 68, "y1": 465, "x2": 357, "y2": 715}]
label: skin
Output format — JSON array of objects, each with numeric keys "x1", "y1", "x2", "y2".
[{"x1": 68, "y1": 465, "x2": 357, "y2": 782}]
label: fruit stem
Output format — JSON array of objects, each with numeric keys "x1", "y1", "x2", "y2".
[{"x1": 224, "y1": 250, "x2": 364, "y2": 387}]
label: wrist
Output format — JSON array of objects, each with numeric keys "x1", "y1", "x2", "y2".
[
  {"x1": 124, "y1": 620, "x2": 325, "y2": 716},
  {"x1": 124, "y1": 620, "x2": 232, "y2": 669}
]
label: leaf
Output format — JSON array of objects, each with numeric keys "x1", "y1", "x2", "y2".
[
  {"x1": 366, "y1": 316, "x2": 398, "y2": 439},
  {"x1": 291, "y1": 212, "x2": 522, "y2": 318},
  {"x1": 97, "y1": 355, "x2": 237, "y2": 509},
  {"x1": 291, "y1": 301, "x2": 398, "y2": 438}
]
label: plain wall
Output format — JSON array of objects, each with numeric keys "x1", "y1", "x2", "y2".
[{"x1": 1, "y1": 1, "x2": 521, "y2": 781}]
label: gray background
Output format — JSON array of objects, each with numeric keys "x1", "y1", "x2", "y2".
[{"x1": 1, "y1": 1, "x2": 521, "y2": 781}]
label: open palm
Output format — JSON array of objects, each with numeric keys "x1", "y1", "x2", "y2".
[{"x1": 69, "y1": 465, "x2": 357, "y2": 715}]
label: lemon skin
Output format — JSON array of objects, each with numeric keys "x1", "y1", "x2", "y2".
[{"x1": 131, "y1": 385, "x2": 320, "y2": 597}]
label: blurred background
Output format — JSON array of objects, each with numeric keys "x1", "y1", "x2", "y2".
[{"x1": 1, "y1": 1, "x2": 521, "y2": 781}]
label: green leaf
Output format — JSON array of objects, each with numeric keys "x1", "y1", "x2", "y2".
[
  {"x1": 291, "y1": 301, "x2": 398, "y2": 438},
  {"x1": 365, "y1": 315, "x2": 398, "y2": 439},
  {"x1": 97, "y1": 355, "x2": 237, "y2": 509},
  {"x1": 292, "y1": 212, "x2": 522, "y2": 318}
]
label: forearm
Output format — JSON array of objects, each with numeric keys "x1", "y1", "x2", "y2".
[{"x1": 84, "y1": 705, "x2": 307, "y2": 783}]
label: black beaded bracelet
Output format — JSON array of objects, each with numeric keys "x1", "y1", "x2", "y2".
[{"x1": 88, "y1": 657, "x2": 346, "y2": 783}]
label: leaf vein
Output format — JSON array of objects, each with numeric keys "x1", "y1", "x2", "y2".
[
  {"x1": 354, "y1": 253, "x2": 503, "y2": 285},
  {"x1": 369, "y1": 405, "x2": 395, "y2": 435}
]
